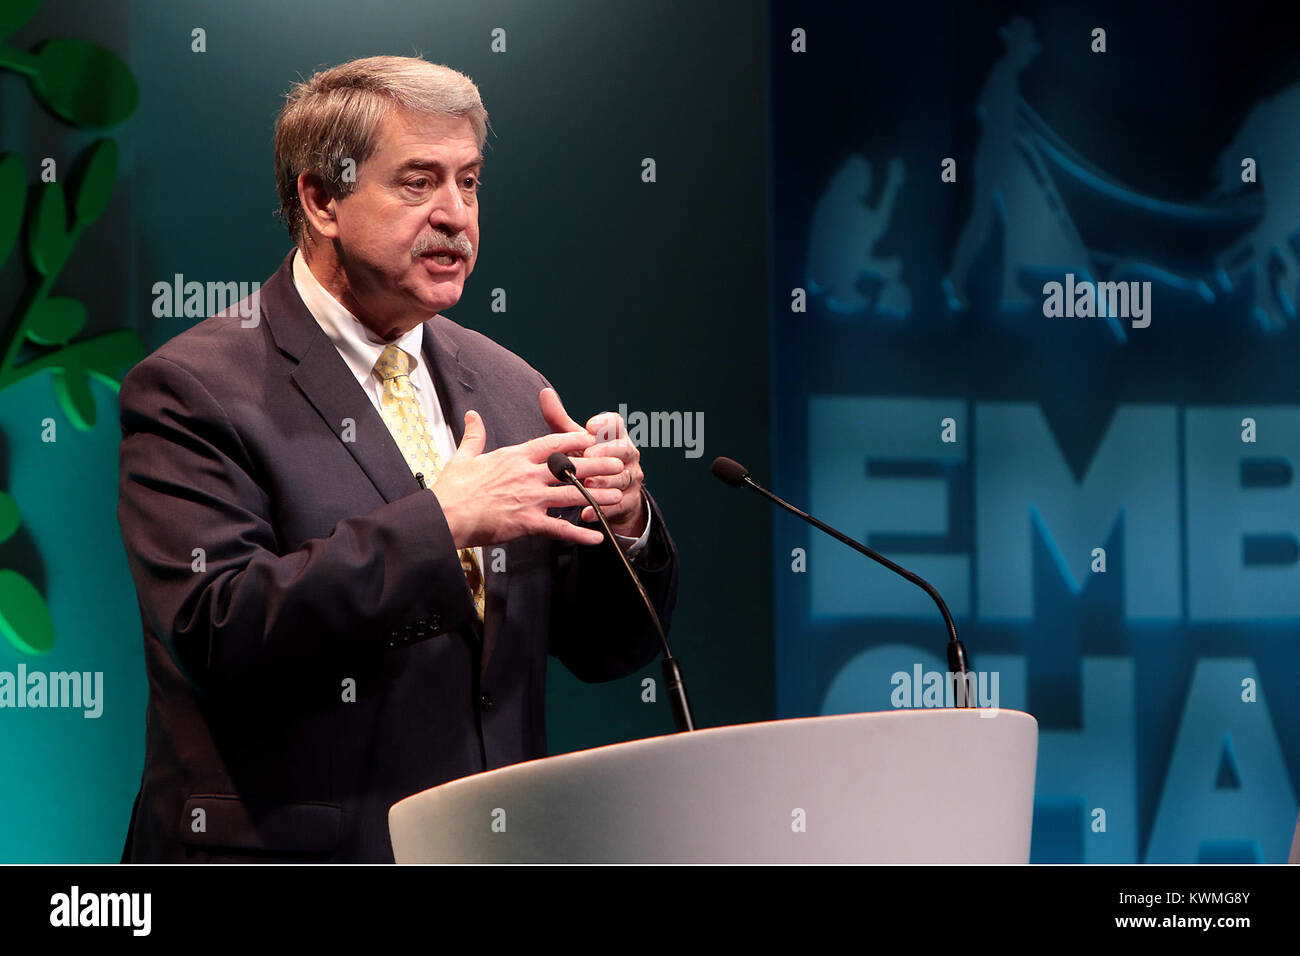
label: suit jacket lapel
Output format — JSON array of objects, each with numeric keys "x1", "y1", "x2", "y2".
[
  {"x1": 261, "y1": 251, "x2": 420, "y2": 507},
  {"x1": 420, "y1": 317, "x2": 479, "y2": 445}
]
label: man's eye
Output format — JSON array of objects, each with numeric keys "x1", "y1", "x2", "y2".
[{"x1": 462, "y1": 176, "x2": 480, "y2": 190}]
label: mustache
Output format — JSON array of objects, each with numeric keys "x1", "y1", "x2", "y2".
[{"x1": 412, "y1": 234, "x2": 474, "y2": 259}]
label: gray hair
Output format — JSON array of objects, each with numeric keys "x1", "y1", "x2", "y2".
[{"x1": 274, "y1": 55, "x2": 490, "y2": 247}]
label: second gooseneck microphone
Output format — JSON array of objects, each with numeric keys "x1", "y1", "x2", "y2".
[{"x1": 711, "y1": 456, "x2": 975, "y2": 706}]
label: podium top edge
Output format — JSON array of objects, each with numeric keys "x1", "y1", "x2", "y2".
[{"x1": 392, "y1": 708, "x2": 1037, "y2": 809}]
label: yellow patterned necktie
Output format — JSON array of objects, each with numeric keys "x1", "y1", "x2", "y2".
[{"x1": 373, "y1": 343, "x2": 486, "y2": 621}]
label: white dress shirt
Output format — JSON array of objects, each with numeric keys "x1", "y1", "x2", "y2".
[{"x1": 290, "y1": 250, "x2": 651, "y2": 573}]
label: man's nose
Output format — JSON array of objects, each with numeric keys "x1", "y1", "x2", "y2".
[{"x1": 429, "y1": 179, "x2": 471, "y2": 233}]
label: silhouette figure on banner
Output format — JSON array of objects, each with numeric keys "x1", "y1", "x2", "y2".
[
  {"x1": 941, "y1": 17, "x2": 1093, "y2": 314},
  {"x1": 805, "y1": 154, "x2": 911, "y2": 316}
]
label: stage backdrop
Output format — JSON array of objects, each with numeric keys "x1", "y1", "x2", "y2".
[
  {"x1": 0, "y1": 0, "x2": 770, "y2": 861},
  {"x1": 772, "y1": 0, "x2": 1300, "y2": 861}
]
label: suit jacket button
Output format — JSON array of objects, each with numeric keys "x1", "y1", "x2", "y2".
[{"x1": 480, "y1": 692, "x2": 494, "y2": 712}]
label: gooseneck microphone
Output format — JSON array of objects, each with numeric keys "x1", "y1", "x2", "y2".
[
  {"x1": 711, "y1": 456, "x2": 975, "y2": 707},
  {"x1": 548, "y1": 452, "x2": 695, "y2": 732}
]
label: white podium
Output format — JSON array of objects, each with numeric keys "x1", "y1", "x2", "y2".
[{"x1": 390, "y1": 708, "x2": 1038, "y2": 863}]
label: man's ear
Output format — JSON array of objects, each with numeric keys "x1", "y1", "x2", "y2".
[{"x1": 298, "y1": 170, "x2": 340, "y2": 240}]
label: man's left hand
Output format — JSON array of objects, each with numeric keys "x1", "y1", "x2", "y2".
[{"x1": 539, "y1": 388, "x2": 646, "y2": 537}]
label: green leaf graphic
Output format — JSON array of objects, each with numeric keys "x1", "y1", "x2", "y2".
[
  {"x1": 27, "y1": 180, "x2": 70, "y2": 275},
  {"x1": 0, "y1": 568, "x2": 55, "y2": 655},
  {"x1": 69, "y1": 138, "x2": 116, "y2": 225},
  {"x1": 29, "y1": 37, "x2": 138, "y2": 128},
  {"x1": 26, "y1": 296, "x2": 86, "y2": 346}
]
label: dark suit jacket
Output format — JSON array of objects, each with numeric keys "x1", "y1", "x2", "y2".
[{"x1": 116, "y1": 249, "x2": 678, "y2": 862}]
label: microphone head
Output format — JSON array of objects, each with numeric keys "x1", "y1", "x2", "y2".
[
  {"x1": 711, "y1": 456, "x2": 750, "y2": 488},
  {"x1": 547, "y1": 451, "x2": 576, "y2": 481}
]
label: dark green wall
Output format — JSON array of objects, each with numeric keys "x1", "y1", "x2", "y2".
[{"x1": 0, "y1": 0, "x2": 771, "y2": 859}]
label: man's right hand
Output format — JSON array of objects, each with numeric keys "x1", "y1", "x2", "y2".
[{"x1": 432, "y1": 410, "x2": 625, "y2": 548}]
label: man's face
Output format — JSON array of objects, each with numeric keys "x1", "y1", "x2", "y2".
[{"x1": 328, "y1": 108, "x2": 482, "y2": 336}]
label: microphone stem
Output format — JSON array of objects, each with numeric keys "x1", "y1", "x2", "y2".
[
  {"x1": 741, "y1": 476, "x2": 974, "y2": 703},
  {"x1": 564, "y1": 472, "x2": 696, "y2": 732}
]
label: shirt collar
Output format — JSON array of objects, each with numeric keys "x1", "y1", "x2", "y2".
[{"x1": 291, "y1": 248, "x2": 427, "y2": 389}]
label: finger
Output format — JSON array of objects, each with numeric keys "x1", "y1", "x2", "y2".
[
  {"x1": 583, "y1": 461, "x2": 641, "y2": 491},
  {"x1": 455, "y1": 410, "x2": 486, "y2": 458},
  {"x1": 525, "y1": 429, "x2": 597, "y2": 463},
  {"x1": 538, "y1": 515, "x2": 605, "y2": 546},
  {"x1": 540, "y1": 484, "x2": 622, "y2": 510},
  {"x1": 584, "y1": 411, "x2": 628, "y2": 444},
  {"x1": 581, "y1": 498, "x2": 632, "y2": 523},
  {"x1": 539, "y1": 387, "x2": 586, "y2": 434},
  {"x1": 585, "y1": 437, "x2": 638, "y2": 463},
  {"x1": 582, "y1": 471, "x2": 633, "y2": 491},
  {"x1": 568, "y1": 456, "x2": 625, "y2": 479}
]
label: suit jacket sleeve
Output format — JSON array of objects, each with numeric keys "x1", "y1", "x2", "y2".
[
  {"x1": 539, "y1": 379, "x2": 680, "y2": 683},
  {"x1": 117, "y1": 354, "x2": 478, "y2": 692}
]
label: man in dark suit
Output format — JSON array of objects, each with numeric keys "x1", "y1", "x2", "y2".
[{"x1": 116, "y1": 56, "x2": 678, "y2": 862}]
